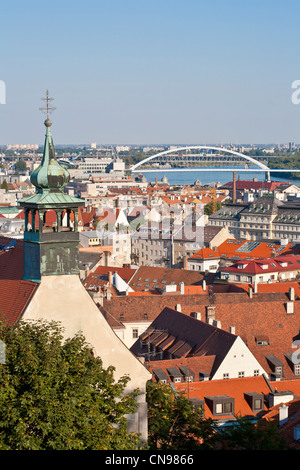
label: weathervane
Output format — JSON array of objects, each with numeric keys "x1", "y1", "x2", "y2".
[{"x1": 39, "y1": 89, "x2": 56, "y2": 120}]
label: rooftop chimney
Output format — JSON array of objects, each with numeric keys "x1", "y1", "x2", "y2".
[
  {"x1": 206, "y1": 305, "x2": 216, "y2": 321},
  {"x1": 279, "y1": 404, "x2": 289, "y2": 426},
  {"x1": 286, "y1": 301, "x2": 294, "y2": 315},
  {"x1": 232, "y1": 171, "x2": 236, "y2": 203},
  {"x1": 289, "y1": 287, "x2": 295, "y2": 301},
  {"x1": 191, "y1": 311, "x2": 201, "y2": 320}
]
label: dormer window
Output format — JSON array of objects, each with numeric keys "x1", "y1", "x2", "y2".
[
  {"x1": 244, "y1": 392, "x2": 264, "y2": 412},
  {"x1": 205, "y1": 395, "x2": 234, "y2": 416},
  {"x1": 256, "y1": 336, "x2": 269, "y2": 347},
  {"x1": 266, "y1": 354, "x2": 284, "y2": 378}
]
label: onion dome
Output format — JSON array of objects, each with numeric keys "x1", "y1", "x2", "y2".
[{"x1": 30, "y1": 118, "x2": 70, "y2": 192}]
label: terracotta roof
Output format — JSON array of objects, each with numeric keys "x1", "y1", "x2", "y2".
[
  {"x1": 129, "y1": 266, "x2": 204, "y2": 292},
  {"x1": 192, "y1": 238, "x2": 300, "y2": 261},
  {"x1": 188, "y1": 293, "x2": 300, "y2": 380},
  {"x1": 221, "y1": 254, "x2": 300, "y2": 275},
  {"x1": 84, "y1": 265, "x2": 136, "y2": 290},
  {"x1": 176, "y1": 375, "x2": 275, "y2": 420},
  {"x1": 147, "y1": 356, "x2": 216, "y2": 383},
  {"x1": 0, "y1": 237, "x2": 38, "y2": 324},
  {"x1": 78, "y1": 207, "x2": 96, "y2": 227},
  {"x1": 220, "y1": 180, "x2": 289, "y2": 192},
  {"x1": 191, "y1": 247, "x2": 220, "y2": 260}
]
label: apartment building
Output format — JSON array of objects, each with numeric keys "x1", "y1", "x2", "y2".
[{"x1": 208, "y1": 195, "x2": 300, "y2": 243}]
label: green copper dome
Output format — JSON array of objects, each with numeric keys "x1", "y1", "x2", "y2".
[{"x1": 30, "y1": 118, "x2": 70, "y2": 192}]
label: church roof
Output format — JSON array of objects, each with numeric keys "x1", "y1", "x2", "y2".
[
  {"x1": 19, "y1": 190, "x2": 85, "y2": 207},
  {"x1": 0, "y1": 237, "x2": 38, "y2": 324}
]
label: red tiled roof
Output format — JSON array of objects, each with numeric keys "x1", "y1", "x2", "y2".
[
  {"x1": 191, "y1": 247, "x2": 220, "y2": 260},
  {"x1": 84, "y1": 265, "x2": 136, "y2": 290},
  {"x1": 175, "y1": 375, "x2": 272, "y2": 421},
  {"x1": 129, "y1": 266, "x2": 204, "y2": 292},
  {"x1": 78, "y1": 207, "x2": 96, "y2": 227},
  {"x1": 222, "y1": 254, "x2": 300, "y2": 275},
  {"x1": 220, "y1": 180, "x2": 290, "y2": 191},
  {"x1": 0, "y1": 237, "x2": 38, "y2": 324},
  {"x1": 192, "y1": 238, "x2": 300, "y2": 261},
  {"x1": 147, "y1": 356, "x2": 216, "y2": 383}
]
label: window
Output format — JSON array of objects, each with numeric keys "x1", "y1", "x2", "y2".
[
  {"x1": 216, "y1": 403, "x2": 223, "y2": 414},
  {"x1": 254, "y1": 398, "x2": 263, "y2": 410},
  {"x1": 132, "y1": 329, "x2": 138, "y2": 339},
  {"x1": 206, "y1": 396, "x2": 234, "y2": 416},
  {"x1": 223, "y1": 373, "x2": 229, "y2": 379},
  {"x1": 238, "y1": 371, "x2": 245, "y2": 378},
  {"x1": 223, "y1": 401, "x2": 233, "y2": 413}
]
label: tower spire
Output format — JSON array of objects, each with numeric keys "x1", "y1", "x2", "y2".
[
  {"x1": 19, "y1": 91, "x2": 85, "y2": 281},
  {"x1": 39, "y1": 89, "x2": 56, "y2": 123},
  {"x1": 31, "y1": 90, "x2": 70, "y2": 193}
]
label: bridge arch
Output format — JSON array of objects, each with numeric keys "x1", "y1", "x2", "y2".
[{"x1": 130, "y1": 145, "x2": 269, "y2": 172}]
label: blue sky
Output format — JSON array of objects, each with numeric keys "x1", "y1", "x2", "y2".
[{"x1": 1, "y1": 0, "x2": 299, "y2": 145}]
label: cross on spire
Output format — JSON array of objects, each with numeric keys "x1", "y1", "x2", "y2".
[{"x1": 39, "y1": 89, "x2": 56, "y2": 120}]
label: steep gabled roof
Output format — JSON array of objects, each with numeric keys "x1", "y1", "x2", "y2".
[
  {"x1": 0, "y1": 237, "x2": 38, "y2": 324},
  {"x1": 131, "y1": 307, "x2": 236, "y2": 376}
]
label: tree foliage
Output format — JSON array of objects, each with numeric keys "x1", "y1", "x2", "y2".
[
  {"x1": 0, "y1": 180, "x2": 8, "y2": 191},
  {"x1": 14, "y1": 159, "x2": 27, "y2": 172},
  {"x1": 215, "y1": 416, "x2": 290, "y2": 450},
  {"x1": 147, "y1": 382, "x2": 215, "y2": 450},
  {"x1": 0, "y1": 320, "x2": 143, "y2": 450},
  {"x1": 204, "y1": 201, "x2": 222, "y2": 216}
]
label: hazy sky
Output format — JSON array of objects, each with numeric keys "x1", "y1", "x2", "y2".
[{"x1": 1, "y1": 0, "x2": 299, "y2": 145}]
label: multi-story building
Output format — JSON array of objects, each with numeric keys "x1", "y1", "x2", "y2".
[
  {"x1": 76, "y1": 157, "x2": 114, "y2": 173},
  {"x1": 208, "y1": 194, "x2": 300, "y2": 243}
]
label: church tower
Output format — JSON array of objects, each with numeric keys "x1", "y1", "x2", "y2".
[
  {"x1": 19, "y1": 92, "x2": 151, "y2": 441},
  {"x1": 19, "y1": 91, "x2": 85, "y2": 282}
]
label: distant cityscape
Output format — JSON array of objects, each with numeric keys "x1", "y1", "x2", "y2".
[{"x1": 2, "y1": 132, "x2": 300, "y2": 447}]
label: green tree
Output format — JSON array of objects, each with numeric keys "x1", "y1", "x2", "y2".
[
  {"x1": 147, "y1": 382, "x2": 215, "y2": 450},
  {"x1": 0, "y1": 320, "x2": 144, "y2": 450},
  {"x1": 0, "y1": 180, "x2": 8, "y2": 191},
  {"x1": 204, "y1": 201, "x2": 222, "y2": 216},
  {"x1": 14, "y1": 160, "x2": 27, "y2": 172},
  {"x1": 215, "y1": 416, "x2": 290, "y2": 450}
]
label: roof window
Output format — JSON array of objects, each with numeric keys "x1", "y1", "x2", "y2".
[{"x1": 205, "y1": 395, "x2": 235, "y2": 417}]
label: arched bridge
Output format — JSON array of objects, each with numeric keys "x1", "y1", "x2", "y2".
[{"x1": 130, "y1": 146, "x2": 270, "y2": 172}]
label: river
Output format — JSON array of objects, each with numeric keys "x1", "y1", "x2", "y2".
[{"x1": 139, "y1": 165, "x2": 299, "y2": 187}]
